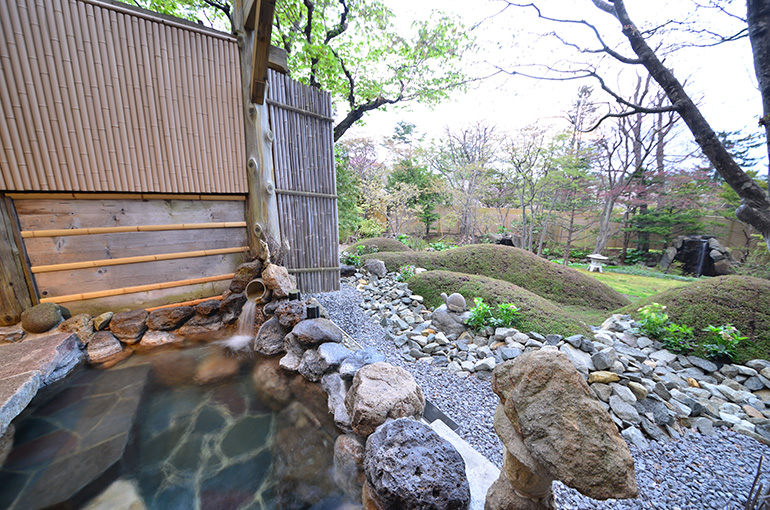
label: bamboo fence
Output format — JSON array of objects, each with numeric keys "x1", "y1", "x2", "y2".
[{"x1": 267, "y1": 69, "x2": 339, "y2": 293}]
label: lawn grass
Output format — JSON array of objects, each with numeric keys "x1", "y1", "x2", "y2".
[{"x1": 574, "y1": 268, "x2": 691, "y2": 301}]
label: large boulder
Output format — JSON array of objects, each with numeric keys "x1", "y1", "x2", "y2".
[
  {"x1": 262, "y1": 263, "x2": 293, "y2": 299},
  {"x1": 431, "y1": 304, "x2": 470, "y2": 338},
  {"x1": 344, "y1": 362, "x2": 425, "y2": 437},
  {"x1": 491, "y1": 349, "x2": 637, "y2": 500},
  {"x1": 292, "y1": 318, "x2": 343, "y2": 347},
  {"x1": 20, "y1": 303, "x2": 64, "y2": 334},
  {"x1": 322, "y1": 372, "x2": 353, "y2": 430},
  {"x1": 254, "y1": 317, "x2": 289, "y2": 356},
  {"x1": 363, "y1": 259, "x2": 387, "y2": 278},
  {"x1": 146, "y1": 306, "x2": 194, "y2": 331},
  {"x1": 364, "y1": 418, "x2": 470, "y2": 510},
  {"x1": 110, "y1": 309, "x2": 148, "y2": 344},
  {"x1": 220, "y1": 292, "x2": 247, "y2": 325},
  {"x1": 485, "y1": 471, "x2": 553, "y2": 510},
  {"x1": 339, "y1": 347, "x2": 386, "y2": 381}
]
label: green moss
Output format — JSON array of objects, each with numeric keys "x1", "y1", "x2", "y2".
[
  {"x1": 365, "y1": 244, "x2": 629, "y2": 311},
  {"x1": 348, "y1": 237, "x2": 412, "y2": 253},
  {"x1": 407, "y1": 270, "x2": 591, "y2": 337},
  {"x1": 619, "y1": 275, "x2": 770, "y2": 363}
]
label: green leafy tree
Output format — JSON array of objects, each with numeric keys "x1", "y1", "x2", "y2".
[
  {"x1": 334, "y1": 144, "x2": 363, "y2": 241},
  {"x1": 273, "y1": 0, "x2": 473, "y2": 141}
]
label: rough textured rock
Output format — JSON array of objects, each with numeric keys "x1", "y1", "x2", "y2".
[
  {"x1": 262, "y1": 263, "x2": 294, "y2": 299},
  {"x1": 176, "y1": 313, "x2": 224, "y2": 338},
  {"x1": 87, "y1": 331, "x2": 124, "y2": 363},
  {"x1": 431, "y1": 304, "x2": 471, "y2": 337},
  {"x1": 20, "y1": 303, "x2": 64, "y2": 333},
  {"x1": 1, "y1": 373, "x2": 40, "y2": 439},
  {"x1": 292, "y1": 318, "x2": 343, "y2": 347},
  {"x1": 110, "y1": 309, "x2": 148, "y2": 344},
  {"x1": 503, "y1": 447, "x2": 553, "y2": 498},
  {"x1": 138, "y1": 330, "x2": 183, "y2": 349},
  {"x1": 279, "y1": 333, "x2": 304, "y2": 372},
  {"x1": 251, "y1": 356, "x2": 294, "y2": 411},
  {"x1": 220, "y1": 292, "x2": 247, "y2": 325},
  {"x1": 194, "y1": 353, "x2": 240, "y2": 385},
  {"x1": 298, "y1": 348, "x2": 325, "y2": 382},
  {"x1": 92, "y1": 312, "x2": 113, "y2": 331},
  {"x1": 229, "y1": 260, "x2": 264, "y2": 294},
  {"x1": 254, "y1": 317, "x2": 289, "y2": 356},
  {"x1": 0, "y1": 333, "x2": 82, "y2": 387},
  {"x1": 195, "y1": 299, "x2": 220, "y2": 316},
  {"x1": 363, "y1": 259, "x2": 387, "y2": 278},
  {"x1": 275, "y1": 300, "x2": 307, "y2": 328},
  {"x1": 339, "y1": 347, "x2": 386, "y2": 380},
  {"x1": 318, "y1": 342, "x2": 353, "y2": 373},
  {"x1": 364, "y1": 418, "x2": 470, "y2": 510},
  {"x1": 491, "y1": 350, "x2": 637, "y2": 500},
  {"x1": 146, "y1": 306, "x2": 194, "y2": 330},
  {"x1": 322, "y1": 372, "x2": 353, "y2": 429},
  {"x1": 81, "y1": 479, "x2": 147, "y2": 510},
  {"x1": 57, "y1": 314, "x2": 94, "y2": 347},
  {"x1": 345, "y1": 362, "x2": 425, "y2": 437},
  {"x1": 485, "y1": 471, "x2": 554, "y2": 510},
  {"x1": 334, "y1": 433, "x2": 366, "y2": 500},
  {"x1": 0, "y1": 325, "x2": 25, "y2": 344}
]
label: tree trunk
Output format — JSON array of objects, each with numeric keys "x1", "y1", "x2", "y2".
[
  {"x1": 610, "y1": 0, "x2": 770, "y2": 252},
  {"x1": 563, "y1": 204, "x2": 576, "y2": 265},
  {"x1": 748, "y1": 0, "x2": 770, "y2": 192},
  {"x1": 594, "y1": 197, "x2": 615, "y2": 254}
]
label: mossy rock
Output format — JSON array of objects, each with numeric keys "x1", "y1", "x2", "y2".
[
  {"x1": 347, "y1": 237, "x2": 412, "y2": 254},
  {"x1": 365, "y1": 244, "x2": 629, "y2": 311},
  {"x1": 620, "y1": 275, "x2": 770, "y2": 363},
  {"x1": 408, "y1": 270, "x2": 590, "y2": 337}
]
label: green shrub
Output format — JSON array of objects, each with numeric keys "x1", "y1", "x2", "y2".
[
  {"x1": 348, "y1": 237, "x2": 412, "y2": 254},
  {"x1": 429, "y1": 241, "x2": 457, "y2": 251},
  {"x1": 636, "y1": 303, "x2": 669, "y2": 340},
  {"x1": 701, "y1": 324, "x2": 746, "y2": 362},
  {"x1": 662, "y1": 323, "x2": 695, "y2": 354},
  {"x1": 341, "y1": 245, "x2": 379, "y2": 266},
  {"x1": 396, "y1": 264, "x2": 416, "y2": 282},
  {"x1": 497, "y1": 302, "x2": 522, "y2": 329},
  {"x1": 358, "y1": 218, "x2": 385, "y2": 238},
  {"x1": 467, "y1": 297, "x2": 497, "y2": 330}
]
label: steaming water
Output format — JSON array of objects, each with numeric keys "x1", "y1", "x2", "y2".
[{"x1": 219, "y1": 300, "x2": 257, "y2": 351}]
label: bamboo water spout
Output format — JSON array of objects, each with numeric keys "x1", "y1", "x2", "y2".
[{"x1": 245, "y1": 278, "x2": 272, "y2": 303}]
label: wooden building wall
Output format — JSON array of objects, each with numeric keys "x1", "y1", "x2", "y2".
[{"x1": 9, "y1": 193, "x2": 248, "y2": 315}]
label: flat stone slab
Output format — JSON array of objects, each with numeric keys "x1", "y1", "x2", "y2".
[
  {"x1": 0, "y1": 364, "x2": 150, "y2": 510},
  {"x1": 0, "y1": 334, "x2": 83, "y2": 436},
  {"x1": 430, "y1": 418, "x2": 499, "y2": 510}
]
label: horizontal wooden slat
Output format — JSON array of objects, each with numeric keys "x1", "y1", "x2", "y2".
[
  {"x1": 7, "y1": 193, "x2": 246, "y2": 201},
  {"x1": 145, "y1": 295, "x2": 223, "y2": 312},
  {"x1": 23, "y1": 227, "x2": 248, "y2": 266},
  {"x1": 22, "y1": 222, "x2": 247, "y2": 238},
  {"x1": 39, "y1": 274, "x2": 235, "y2": 304},
  {"x1": 15, "y1": 198, "x2": 246, "y2": 230},
  {"x1": 36, "y1": 253, "x2": 244, "y2": 299},
  {"x1": 31, "y1": 247, "x2": 249, "y2": 273}
]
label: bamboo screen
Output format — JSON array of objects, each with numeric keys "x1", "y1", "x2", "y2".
[
  {"x1": 0, "y1": 0, "x2": 246, "y2": 193},
  {"x1": 267, "y1": 69, "x2": 340, "y2": 293}
]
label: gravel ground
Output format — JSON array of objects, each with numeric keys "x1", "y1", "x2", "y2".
[{"x1": 312, "y1": 283, "x2": 770, "y2": 510}]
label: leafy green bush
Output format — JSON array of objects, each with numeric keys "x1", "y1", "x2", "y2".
[
  {"x1": 636, "y1": 303, "x2": 669, "y2": 339},
  {"x1": 701, "y1": 324, "x2": 746, "y2": 361},
  {"x1": 467, "y1": 297, "x2": 496, "y2": 330},
  {"x1": 428, "y1": 241, "x2": 457, "y2": 251},
  {"x1": 467, "y1": 297, "x2": 522, "y2": 331},
  {"x1": 341, "y1": 245, "x2": 379, "y2": 266},
  {"x1": 358, "y1": 218, "x2": 385, "y2": 238},
  {"x1": 397, "y1": 264, "x2": 416, "y2": 282},
  {"x1": 662, "y1": 323, "x2": 695, "y2": 354}
]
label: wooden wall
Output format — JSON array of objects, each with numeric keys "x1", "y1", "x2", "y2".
[
  {"x1": 0, "y1": 197, "x2": 33, "y2": 325},
  {"x1": 9, "y1": 194, "x2": 248, "y2": 315}
]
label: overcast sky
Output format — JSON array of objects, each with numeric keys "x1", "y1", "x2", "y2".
[{"x1": 344, "y1": 0, "x2": 766, "y2": 172}]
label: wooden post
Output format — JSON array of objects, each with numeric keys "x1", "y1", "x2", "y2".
[
  {"x1": 0, "y1": 196, "x2": 34, "y2": 324},
  {"x1": 234, "y1": 0, "x2": 281, "y2": 258}
]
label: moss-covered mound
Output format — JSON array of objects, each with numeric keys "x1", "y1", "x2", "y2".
[
  {"x1": 365, "y1": 244, "x2": 629, "y2": 311},
  {"x1": 620, "y1": 275, "x2": 770, "y2": 363},
  {"x1": 347, "y1": 237, "x2": 412, "y2": 253},
  {"x1": 408, "y1": 270, "x2": 590, "y2": 337}
]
